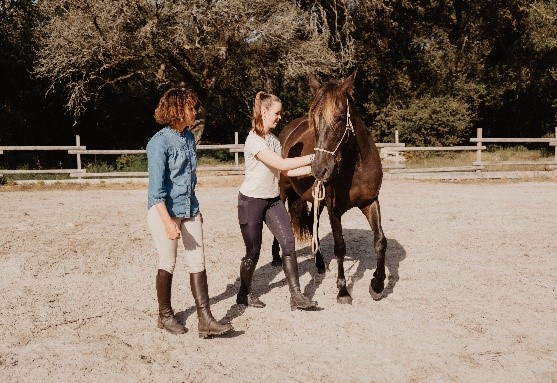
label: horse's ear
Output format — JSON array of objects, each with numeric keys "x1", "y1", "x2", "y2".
[
  {"x1": 340, "y1": 70, "x2": 357, "y2": 96},
  {"x1": 308, "y1": 74, "x2": 321, "y2": 92}
]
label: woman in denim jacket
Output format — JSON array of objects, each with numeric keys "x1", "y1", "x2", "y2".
[
  {"x1": 236, "y1": 91, "x2": 318, "y2": 311},
  {"x1": 147, "y1": 87, "x2": 233, "y2": 338}
]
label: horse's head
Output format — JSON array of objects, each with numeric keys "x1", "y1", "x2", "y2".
[{"x1": 308, "y1": 71, "x2": 358, "y2": 183}]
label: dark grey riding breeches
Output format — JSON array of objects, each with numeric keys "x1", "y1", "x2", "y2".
[{"x1": 237, "y1": 192, "x2": 295, "y2": 262}]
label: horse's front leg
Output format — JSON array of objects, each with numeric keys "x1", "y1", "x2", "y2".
[
  {"x1": 329, "y1": 213, "x2": 351, "y2": 304},
  {"x1": 361, "y1": 199, "x2": 387, "y2": 300}
]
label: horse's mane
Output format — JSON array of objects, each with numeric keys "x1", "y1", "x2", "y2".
[{"x1": 308, "y1": 81, "x2": 345, "y2": 134}]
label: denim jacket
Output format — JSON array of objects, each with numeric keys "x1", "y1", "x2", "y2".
[{"x1": 147, "y1": 127, "x2": 199, "y2": 217}]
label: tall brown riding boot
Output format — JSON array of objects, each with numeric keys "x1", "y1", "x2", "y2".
[
  {"x1": 236, "y1": 257, "x2": 266, "y2": 308},
  {"x1": 156, "y1": 269, "x2": 186, "y2": 334},
  {"x1": 282, "y1": 252, "x2": 318, "y2": 311},
  {"x1": 190, "y1": 270, "x2": 233, "y2": 338}
]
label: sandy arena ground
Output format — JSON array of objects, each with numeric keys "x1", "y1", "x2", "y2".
[{"x1": 0, "y1": 178, "x2": 556, "y2": 382}]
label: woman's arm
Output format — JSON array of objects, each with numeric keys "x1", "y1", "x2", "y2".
[
  {"x1": 154, "y1": 202, "x2": 181, "y2": 240},
  {"x1": 147, "y1": 138, "x2": 180, "y2": 240},
  {"x1": 255, "y1": 149, "x2": 313, "y2": 171},
  {"x1": 283, "y1": 165, "x2": 312, "y2": 177}
]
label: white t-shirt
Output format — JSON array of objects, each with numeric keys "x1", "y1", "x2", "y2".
[{"x1": 239, "y1": 131, "x2": 282, "y2": 198}]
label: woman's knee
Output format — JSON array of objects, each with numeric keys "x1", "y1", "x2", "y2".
[
  {"x1": 280, "y1": 239, "x2": 295, "y2": 256},
  {"x1": 158, "y1": 261, "x2": 176, "y2": 274},
  {"x1": 244, "y1": 251, "x2": 260, "y2": 263}
]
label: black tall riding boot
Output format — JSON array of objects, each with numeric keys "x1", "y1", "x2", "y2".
[
  {"x1": 190, "y1": 270, "x2": 234, "y2": 338},
  {"x1": 236, "y1": 257, "x2": 266, "y2": 308},
  {"x1": 156, "y1": 269, "x2": 186, "y2": 334},
  {"x1": 282, "y1": 253, "x2": 318, "y2": 311}
]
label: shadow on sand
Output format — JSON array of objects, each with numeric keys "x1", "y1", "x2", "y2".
[{"x1": 176, "y1": 229, "x2": 406, "y2": 329}]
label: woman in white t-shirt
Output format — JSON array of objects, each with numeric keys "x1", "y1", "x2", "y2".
[{"x1": 236, "y1": 91, "x2": 318, "y2": 311}]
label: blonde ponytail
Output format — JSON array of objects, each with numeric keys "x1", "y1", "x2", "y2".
[{"x1": 251, "y1": 91, "x2": 281, "y2": 137}]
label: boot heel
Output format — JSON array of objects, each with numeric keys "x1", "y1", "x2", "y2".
[{"x1": 290, "y1": 293, "x2": 318, "y2": 311}]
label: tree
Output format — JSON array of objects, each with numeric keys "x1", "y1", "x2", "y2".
[
  {"x1": 347, "y1": 0, "x2": 556, "y2": 145},
  {"x1": 0, "y1": 0, "x2": 77, "y2": 169},
  {"x1": 0, "y1": 0, "x2": 39, "y2": 144},
  {"x1": 527, "y1": 1, "x2": 557, "y2": 129},
  {"x1": 34, "y1": 0, "x2": 345, "y2": 146}
]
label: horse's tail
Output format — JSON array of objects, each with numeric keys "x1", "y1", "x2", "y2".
[{"x1": 286, "y1": 191, "x2": 313, "y2": 243}]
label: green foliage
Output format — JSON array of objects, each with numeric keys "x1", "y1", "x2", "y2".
[
  {"x1": 528, "y1": 1, "x2": 557, "y2": 51},
  {"x1": 84, "y1": 161, "x2": 116, "y2": 173},
  {"x1": 197, "y1": 150, "x2": 235, "y2": 164},
  {"x1": 376, "y1": 96, "x2": 473, "y2": 147},
  {"x1": 115, "y1": 154, "x2": 147, "y2": 172},
  {"x1": 82, "y1": 152, "x2": 236, "y2": 172},
  {"x1": 1, "y1": 0, "x2": 556, "y2": 168}
]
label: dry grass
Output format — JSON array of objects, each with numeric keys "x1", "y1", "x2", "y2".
[{"x1": 402, "y1": 147, "x2": 555, "y2": 171}]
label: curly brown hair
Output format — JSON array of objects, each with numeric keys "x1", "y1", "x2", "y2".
[{"x1": 154, "y1": 87, "x2": 198, "y2": 126}]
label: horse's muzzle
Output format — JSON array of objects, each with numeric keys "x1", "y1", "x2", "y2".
[{"x1": 311, "y1": 155, "x2": 336, "y2": 182}]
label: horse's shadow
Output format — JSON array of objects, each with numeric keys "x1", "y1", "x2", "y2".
[
  {"x1": 314, "y1": 229, "x2": 406, "y2": 299},
  {"x1": 176, "y1": 230, "x2": 406, "y2": 326}
]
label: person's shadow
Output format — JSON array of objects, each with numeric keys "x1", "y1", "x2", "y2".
[{"x1": 176, "y1": 229, "x2": 406, "y2": 334}]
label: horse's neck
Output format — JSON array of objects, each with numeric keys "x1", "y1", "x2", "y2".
[{"x1": 352, "y1": 116, "x2": 373, "y2": 160}]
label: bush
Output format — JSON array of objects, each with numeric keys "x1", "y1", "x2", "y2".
[
  {"x1": 116, "y1": 154, "x2": 147, "y2": 171},
  {"x1": 377, "y1": 95, "x2": 474, "y2": 147}
]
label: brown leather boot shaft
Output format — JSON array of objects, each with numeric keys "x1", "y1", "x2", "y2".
[
  {"x1": 282, "y1": 253, "x2": 317, "y2": 310},
  {"x1": 190, "y1": 270, "x2": 233, "y2": 338},
  {"x1": 156, "y1": 269, "x2": 186, "y2": 334}
]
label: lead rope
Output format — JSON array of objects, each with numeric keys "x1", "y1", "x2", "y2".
[{"x1": 311, "y1": 180, "x2": 325, "y2": 257}]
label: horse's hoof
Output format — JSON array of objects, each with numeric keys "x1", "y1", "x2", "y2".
[
  {"x1": 337, "y1": 293, "x2": 352, "y2": 304},
  {"x1": 271, "y1": 259, "x2": 282, "y2": 267},
  {"x1": 369, "y1": 280, "x2": 384, "y2": 301}
]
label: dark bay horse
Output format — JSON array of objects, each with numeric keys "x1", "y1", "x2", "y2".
[{"x1": 271, "y1": 71, "x2": 387, "y2": 303}]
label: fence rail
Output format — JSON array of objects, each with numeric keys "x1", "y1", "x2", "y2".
[{"x1": 1, "y1": 128, "x2": 556, "y2": 179}]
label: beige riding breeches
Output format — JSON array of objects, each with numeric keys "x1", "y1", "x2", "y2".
[{"x1": 147, "y1": 206, "x2": 205, "y2": 274}]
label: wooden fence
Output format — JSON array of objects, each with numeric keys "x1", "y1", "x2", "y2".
[
  {"x1": 386, "y1": 128, "x2": 557, "y2": 174},
  {"x1": 1, "y1": 129, "x2": 556, "y2": 179}
]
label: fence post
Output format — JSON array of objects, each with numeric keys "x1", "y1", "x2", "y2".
[
  {"x1": 235, "y1": 131, "x2": 239, "y2": 166},
  {"x1": 75, "y1": 135, "x2": 82, "y2": 180},
  {"x1": 476, "y1": 128, "x2": 483, "y2": 172},
  {"x1": 394, "y1": 129, "x2": 400, "y2": 167}
]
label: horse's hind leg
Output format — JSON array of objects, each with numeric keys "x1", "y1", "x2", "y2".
[{"x1": 361, "y1": 199, "x2": 387, "y2": 300}]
